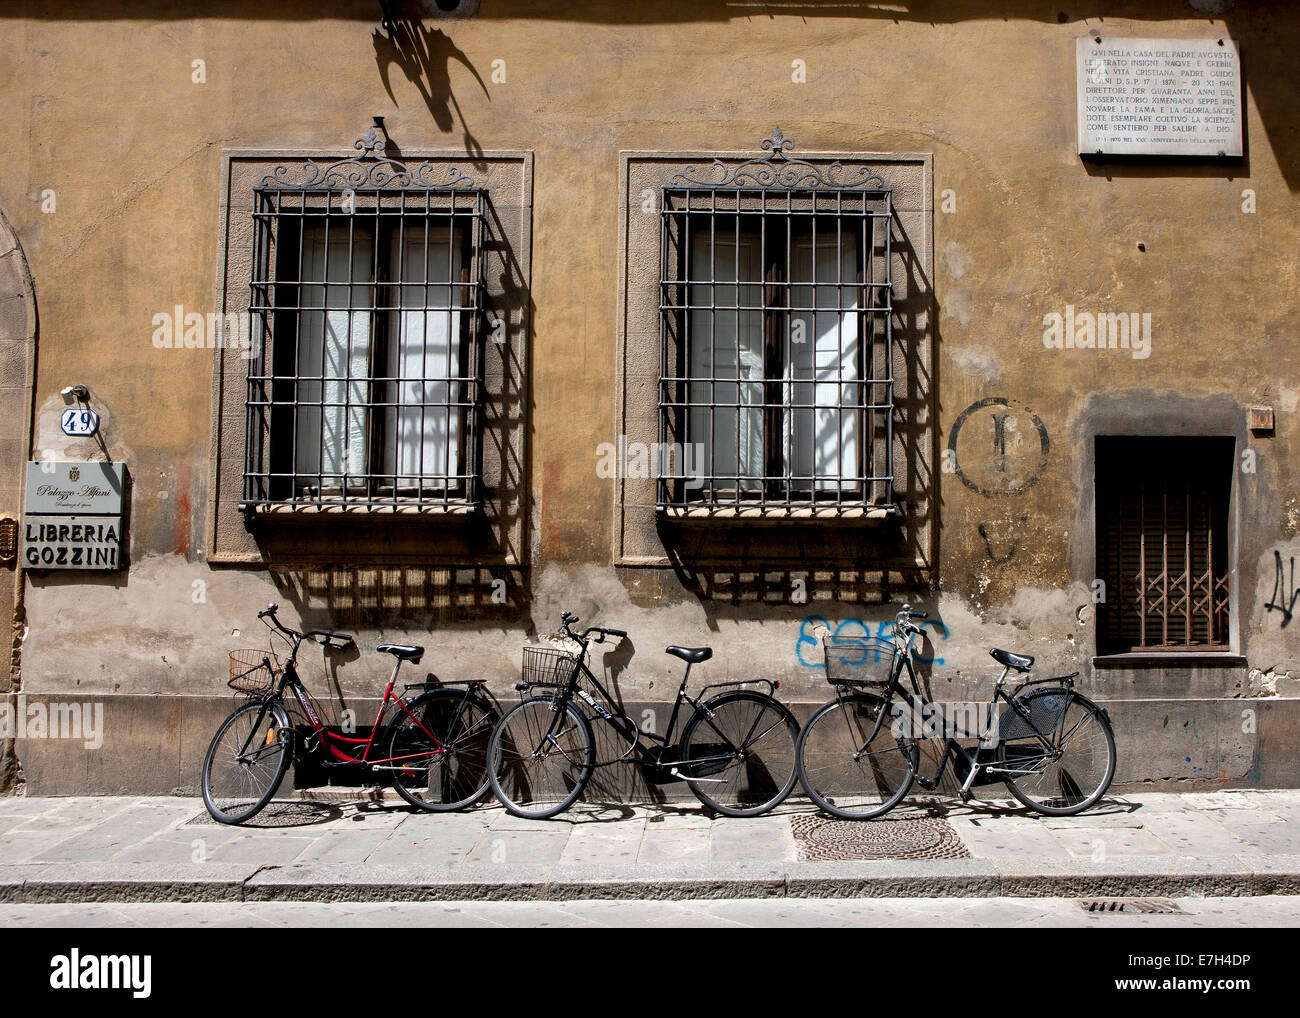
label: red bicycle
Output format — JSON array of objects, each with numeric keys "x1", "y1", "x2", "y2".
[{"x1": 201, "y1": 603, "x2": 499, "y2": 824}]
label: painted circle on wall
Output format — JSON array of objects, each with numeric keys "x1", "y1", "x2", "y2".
[{"x1": 947, "y1": 397, "x2": 1050, "y2": 497}]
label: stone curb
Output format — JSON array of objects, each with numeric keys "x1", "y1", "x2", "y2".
[{"x1": 6, "y1": 860, "x2": 1300, "y2": 904}]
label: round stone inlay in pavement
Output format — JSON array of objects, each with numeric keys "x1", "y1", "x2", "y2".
[
  {"x1": 791, "y1": 815, "x2": 971, "y2": 861},
  {"x1": 185, "y1": 801, "x2": 342, "y2": 828}
]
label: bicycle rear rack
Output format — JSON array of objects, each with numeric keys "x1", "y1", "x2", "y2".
[{"x1": 697, "y1": 677, "x2": 778, "y2": 698}]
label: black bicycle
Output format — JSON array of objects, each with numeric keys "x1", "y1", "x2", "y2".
[
  {"x1": 202, "y1": 603, "x2": 499, "y2": 824},
  {"x1": 487, "y1": 611, "x2": 800, "y2": 820},
  {"x1": 795, "y1": 604, "x2": 1117, "y2": 819}
]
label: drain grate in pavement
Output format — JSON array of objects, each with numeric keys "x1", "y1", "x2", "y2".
[
  {"x1": 1079, "y1": 898, "x2": 1190, "y2": 915},
  {"x1": 792, "y1": 815, "x2": 971, "y2": 861}
]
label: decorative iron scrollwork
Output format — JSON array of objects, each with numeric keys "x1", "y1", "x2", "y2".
[
  {"x1": 670, "y1": 128, "x2": 886, "y2": 190},
  {"x1": 259, "y1": 125, "x2": 476, "y2": 190}
]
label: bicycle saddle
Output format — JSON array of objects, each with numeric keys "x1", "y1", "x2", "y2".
[
  {"x1": 990, "y1": 647, "x2": 1033, "y2": 671},
  {"x1": 665, "y1": 645, "x2": 712, "y2": 664},
  {"x1": 378, "y1": 644, "x2": 425, "y2": 664}
]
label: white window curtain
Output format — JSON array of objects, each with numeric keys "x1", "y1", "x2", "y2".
[
  {"x1": 386, "y1": 225, "x2": 462, "y2": 491},
  {"x1": 295, "y1": 227, "x2": 374, "y2": 492},
  {"x1": 689, "y1": 230, "x2": 764, "y2": 489},
  {"x1": 786, "y1": 233, "x2": 859, "y2": 492}
]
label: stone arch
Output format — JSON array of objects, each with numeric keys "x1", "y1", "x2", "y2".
[{"x1": 0, "y1": 206, "x2": 36, "y2": 792}]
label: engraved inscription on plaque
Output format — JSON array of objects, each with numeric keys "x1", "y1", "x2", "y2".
[{"x1": 1077, "y1": 37, "x2": 1242, "y2": 157}]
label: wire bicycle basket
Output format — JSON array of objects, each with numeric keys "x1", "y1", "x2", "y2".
[
  {"x1": 822, "y1": 635, "x2": 897, "y2": 687},
  {"x1": 228, "y1": 648, "x2": 279, "y2": 696},
  {"x1": 521, "y1": 645, "x2": 580, "y2": 687}
]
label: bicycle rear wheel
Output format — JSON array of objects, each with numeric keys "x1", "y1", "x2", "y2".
[
  {"x1": 488, "y1": 697, "x2": 594, "y2": 819},
  {"x1": 202, "y1": 699, "x2": 293, "y2": 825},
  {"x1": 385, "y1": 688, "x2": 499, "y2": 812},
  {"x1": 795, "y1": 692, "x2": 917, "y2": 820},
  {"x1": 1001, "y1": 690, "x2": 1116, "y2": 816},
  {"x1": 679, "y1": 691, "x2": 799, "y2": 817}
]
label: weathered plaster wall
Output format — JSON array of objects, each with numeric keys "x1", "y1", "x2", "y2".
[{"x1": 2, "y1": 1, "x2": 1298, "y2": 792}]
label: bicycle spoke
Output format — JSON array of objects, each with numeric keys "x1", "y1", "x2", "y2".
[
  {"x1": 203, "y1": 701, "x2": 290, "y2": 823},
  {"x1": 1003, "y1": 695, "x2": 1114, "y2": 814},
  {"x1": 388, "y1": 691, "x2": 496, "y2": 811},
  {"x1": 797, "y1": 695, "x2": 914, "y2": 819},
  {"x1": 490, "y1": 699, "x2": 593, "y2": 817},
  {"x1": 681, "y1": 694, "x2": 797, "y2": 816}
]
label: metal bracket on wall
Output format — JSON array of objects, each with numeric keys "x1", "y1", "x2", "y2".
[{"x1": 0, "y1": 515, "x2": 16, "y2": 563}]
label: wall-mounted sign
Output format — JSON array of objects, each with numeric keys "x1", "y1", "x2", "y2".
[
  {"x1": 1077, "y1": 37, "x2": 1242, "y2": 157},
  {"x1": 22, "y1": 462, "x2": 125, "y2": 570},
  {"x1": 59, "y1": 406, "x2": 100, "y2": 437}
]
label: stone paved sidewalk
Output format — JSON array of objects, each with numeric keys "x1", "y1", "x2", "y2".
[{"x1": 2, "y1": 789, "x2": 1300, "y2": 902}]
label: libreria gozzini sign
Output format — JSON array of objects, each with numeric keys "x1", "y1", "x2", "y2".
[{"x1": 22, "y1": 461, "x2": 126, "y2": 570}]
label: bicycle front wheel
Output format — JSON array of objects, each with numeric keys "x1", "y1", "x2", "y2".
[
  {"x1": 1001, "y1": 689, "x2": 1116, "y2": 816},
  {"x1": 201, "y1": 699, "x2": 293, "y2": 825},
  {"x1": 679, "y1": 691, "x2": 799, "y2": 817},
  {"x1": 385, "y1": 688, "x2": 500, "y2": 812},
  {"x1": 795, "y1": 692, "x2": 917, "y2": 820},
  {"x1": 488, "y1": 697, "x2": 594, "y2": 819}
]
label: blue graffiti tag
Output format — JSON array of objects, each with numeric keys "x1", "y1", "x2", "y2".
[{"x1": 797, "y1": 616, "x2": 949, "y2": 668}]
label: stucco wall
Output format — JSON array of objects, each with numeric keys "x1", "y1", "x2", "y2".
[{"x1": 2, "y1": 1, "x2": 1298, "y2": 792}]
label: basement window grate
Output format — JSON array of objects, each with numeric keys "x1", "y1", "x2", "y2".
[{"x1": 1095, "y1": 437, "x2": 1233, "y2": 652}]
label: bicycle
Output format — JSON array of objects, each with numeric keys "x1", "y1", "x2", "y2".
[
  {"x1": 201, "y1": 603, "x2": 499, "y2": 824},
  {"x1": 795, "y1": 604, "x2": 1117, "y2": 819},
  {"x1": 486, "y1": 611, "x2": 800, "y2": 820}
]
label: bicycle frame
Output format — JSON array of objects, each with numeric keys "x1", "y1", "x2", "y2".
[
  {"x1": 521, "y1": 635, "x2": 780, "y2": 778},
  {"x1": 847, "y1": 627, "x2": 1084, "y2": 800},
  {"x1": 234, "y1": 627, "x2": 453, "y2": 775},
  {"x1": 279, "y1": 661, "x2": 450, "y2": 770}
]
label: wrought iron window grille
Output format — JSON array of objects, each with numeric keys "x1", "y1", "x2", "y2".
[
  {"x1": 241, "y1": 124, "x2": 490, "y2": 519},
  {"x1": 657, "y1": 129, "x2": 898, "y2": 519}
]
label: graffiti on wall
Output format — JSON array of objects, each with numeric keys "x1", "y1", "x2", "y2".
[
  {"x1": 796, "y1": 615, "x2": 951, "y2": 669},
  {"x1": 946, "y1": 397, "x2": 1050, "y2": 498},
  {"x1": 978, "y1": 516, "x2": 1028, "y2": 563},
  {"x1": 946, "y1": 398, "x2": 1049, "y2": 565},
  {"x1": 1265, "y1": 549, "x2": 1300, "y2": 628}
]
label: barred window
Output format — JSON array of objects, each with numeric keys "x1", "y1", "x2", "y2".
[
  {"x1": 657, "y1": 140, "x2": 894, "y2": 516},
  {"x1": 1095, "y1": 437, "x2": 1233, "y2": 653},
  {"x1": 242, "y1": 135, "x2": 487, "y2": 514}
]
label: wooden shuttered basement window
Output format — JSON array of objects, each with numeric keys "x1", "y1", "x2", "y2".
[{"x1": 1095, "y1": 437, "x2": 1232, "y2": 654}]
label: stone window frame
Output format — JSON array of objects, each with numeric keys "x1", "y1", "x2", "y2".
[
  {"x1": 208, "y1": 141, "x2": 532, "y2": 567},
  {"x1": 614, "y1": 137, "x2": 933, "y2": 568}
]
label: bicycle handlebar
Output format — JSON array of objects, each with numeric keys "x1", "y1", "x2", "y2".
[
  {"x1": 258, "y1": 604, "x2": 354, "y2": 649},
  {"x1": 307, "y1": 630, "x2": 354, "y2": 649},
  {"x1": 558, "y1": 611, "x2": 625, "y2": 644}
]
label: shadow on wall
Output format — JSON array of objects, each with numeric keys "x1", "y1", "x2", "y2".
[
  {"x1": 8, "y1": 3, "x2": 1291, "y2": 189},
  {"x1": 268, "y1": 564, "x2": 532, "y2": 632},
  {"x1": 374, "y1": 0, "x2": 489, "y2": 168}
]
